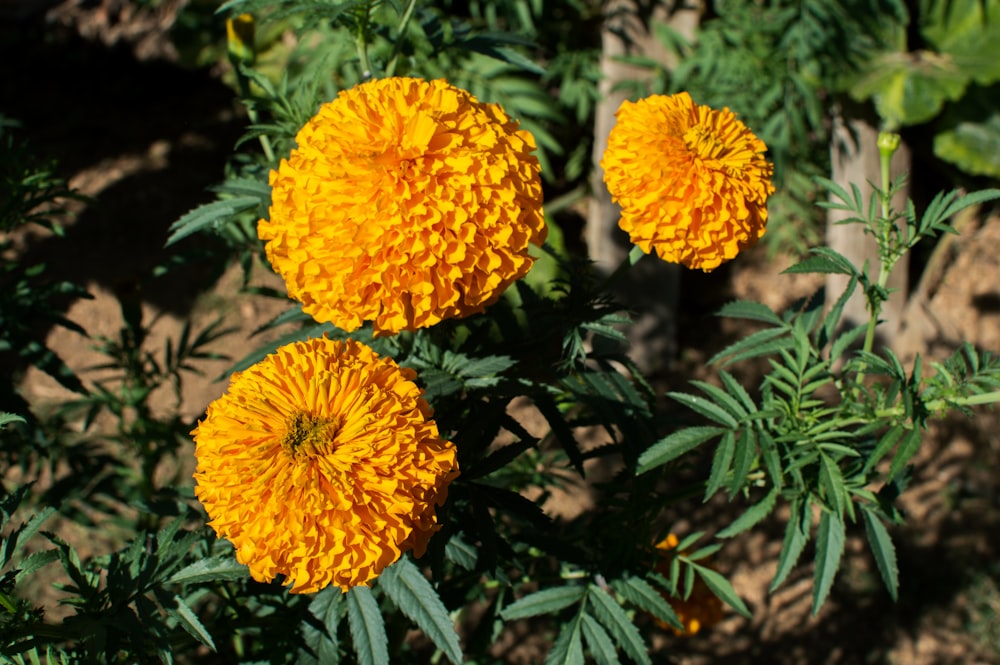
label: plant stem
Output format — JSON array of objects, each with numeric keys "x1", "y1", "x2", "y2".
[{"x1": 386, "y1": 0, "x2": 418, "y2": 77}]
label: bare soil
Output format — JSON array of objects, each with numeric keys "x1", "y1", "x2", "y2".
[{"x1": 4, "y1": 14, "x2": 1000, "y2": 665}]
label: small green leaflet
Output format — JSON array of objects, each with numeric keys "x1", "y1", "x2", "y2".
[
  {"x1": 690, "y1": 564, "x2": 751, "y2": 618},
  {"x1": 378, "y1": 557, "x2": 463, "y2": 665},
  {"x1": 585, "y1": 585, "x2": 650, "y2": 665},
  {"x1": 168, "y1": 554, "x2": 249, "y2": 585},
  {"x1": 812, "y1": 510, "x2": 846, "y2": 614},
  {"x1": 347, "y1": 586, "x2": 389, "y2": 665},
  {"x1": 171, "y1": 594, "x2": 216, "y2": 651},
  {"x1": 636, "y1": 426, "x2": 725, "y2": 475},
  {"x1": 861, "y1": 507, "x2": 899, "y2": 601},
  {"x1": 500, "y1": 585, "x2": 586, "y2": 620},
  {"x1": 580, "y1": 613, "x2": 620, "y2": 665}
]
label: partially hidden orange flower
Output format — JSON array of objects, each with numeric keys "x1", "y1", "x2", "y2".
[
  {"x1": 653, "y1": 534, "x2": 725, "y2": 636},
  {"x1": 193, "y1": 336, "x2": 459, "y2": 593},
  {"x1": 258, "y1": 76, "x2": 547, "y2": 335},
  {"x1": 601, "y1": 92, "x2": 774, "y2": 271}
]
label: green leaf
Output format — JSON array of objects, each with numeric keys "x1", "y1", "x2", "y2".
[
  {"x1": 771, "y1": 497, "x2": 810, "y2": 592},
  {"x1": 636, "y1": 426, "x2": 726, "y2": 475},
  {"x1": 444, "y1": 535, "x2": 477, "y2": 571},
  {"x1": 303, "y1": 587, "x2": 343, "y2": 665},
  {"x1": 586, "y1": 585, "x2": 650, "y2": 665},
  {"x1": 690, "y1": 564, "x2": 751, "y2": 618},
  {"x1": 934, "y1": 84, "x2": 1000, "y2": 178},
  {"x1": 545, "y1": 614, "x2": 584, "y2": 665},
  {"x1": 165, "y1": 196, "x2": 261, "y2": 246},
  {"x1": 611, "y1": 576, "x2": 682, "y2": 633},
  {"x1": 850, "y1": 50, "x2": 968, "y2": 127},
  {"x1": 169, "y1": 554, "x2": 249, "y2": 585},
  {"x1": 861, "y1": 508, "x2": 899, "y2": 601},
  {"x1": 782, "y1": 247, "x2": 859, "y2": 276},
  {"x1": 886, "y1": 427, "x2": 923, "y2": 483},
  {"x1": 501, "y1": 585, "x2": 586, "y2": 620},
  {"x1": 378, "y1": 558, "x2": 463, "y2": 665},
  {"x1": 171, "y1": 594, "x2": 216, "y2": 651},
  {"x1": 580, "y1": 613, "x2": 620, "y2": 665},
  {"x1": 716, "y1": 300, "x2": 784, "y2": 326},
  {"x1": 0, "y1": 412, "x2": 25, "y2": 429},
  {"x1": 347, "y1": 586, "x2": 389, "y2": 665},
  {"x1": 667, "y1": 391, "x2": 739, "y2": 427},
  {"x1": 717, "y1": 488, "x2": 779, "y2": 538},
  {"x1": 812, "y1": 510, "x2": 846, "y2": 614},
  {"x1": 728, "y1": 427, "x2": 757, "y2": 498},
  {"x1": 709, "y1": 326, "x2": 793, "y2": 366},
  {"x1": 704, "y1": 430, "x2": 736, "y2": 500}
]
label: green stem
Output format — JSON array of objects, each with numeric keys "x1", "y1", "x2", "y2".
[
  {"x1": 385, "y1": 0, "x2": 418, "y2": 77},
  {"x1": 855, "y1": 133, "x2": 901, "y2": 384},
  {"x1": 232, "y1": 64, "x2": 275, "y2": 164}
]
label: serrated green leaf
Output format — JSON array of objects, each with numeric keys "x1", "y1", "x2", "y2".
[
  {"x1": 886, "y1": 427, "x2": 923, "y2": 483},
  {"x1": 690, "y1": 564, "x2": 750, "y2": 618},
  {"x1": 168, "y1": 554, "x2": 248, "y2": 585},
  {"x1": 444, "y1": 535, "x2": 477, "y2": 571},
  {"x1": 636, "y1": 426, "x2": 725, "y2": 475},
  {"x1": 0, "y1": 412, "x2": 25, "y2": 428},
  {"x1": 303, "y1": 587, "x2": 343, "y2": 665},
  {"x1": 705, "y1": 430, "x2": 736, "y2": 500},
  {"x1": 861, "y1": 508, "x2": 899, "y2": 601},
  {"x1": 718, "y1": 370, "x2": 758, "y2": 414},
  {"x1": 545, "y1": 614, "x2": 584, "y2": 665},
  {"x1": 716, "y1": 300, "x2": 784, "y2": 326},
  {"x1": 171, "y1": 594, "x2": 216, "y2": 651},
  {"x1": 667, "y1": 391, "x2": 739, "y2": 427},
  {"x1": 378, "y1": 558, "x2": 462, "y2": 665},
  {"x1": 580, "y1": 613, "x2": 620, "y2": 665},
  {"x1": 501, "y1": 585, "x2": 586, "y2": 620},
  {"x1": 347, "y1": 586, "x2": 389, "y2": 665},
  {"x1": 812, "y1": 510, "x2": 846, "y2": 614},
  {"x1": 728, "y1": 427, "x2": 757, "y2": 498},
  {"x1": 771, "y1": 497, "x2": 811, "y2": 592},
  {"x1": 611, "y1": 576, "x2": 682, "y2": 633},
  {"x1": 819, "y1": 453, "x2": 847, "y2": 516},
  {"x1": 166, "y1": 196, "x2": 261, "y2": 246},
  {"x1": 587, "y1": 586, "x2": 650, "y2": 665},
  {"x1": 782, "y1": 247, "x2": 859, "y2": 276},
  {"x1": 709, "y1": 327, "x2": 793, "y2": 366},
  {"x1": 717, "y1": 488, "x2": 779, "y2": 538},
  {"x1": 14, "y1": 549, "x2": 59, "y2": 581}
]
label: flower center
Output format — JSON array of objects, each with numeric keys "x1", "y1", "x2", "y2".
[
  {"x1": 683, "y1": 124, "x2": 728, "y2": 162},
  {"x1": 280, "y1": 411, "x2": 341, "y2": 460}
]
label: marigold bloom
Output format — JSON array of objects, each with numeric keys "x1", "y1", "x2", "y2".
[
  {"x1": 193, "y1": 337, "x2": 459, "y2": 593},
  {"x1": 259, "y1": 76, "x2": 546, "y2": 335},
  {"x1": 601, "y1": 92, "x2": 774, "y2": 271},
  {"x1": 653, "y1": 534, "x2": 725, "y2": 636}
]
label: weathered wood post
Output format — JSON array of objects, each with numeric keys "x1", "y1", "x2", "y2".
[{"x1": 588, "y1": 0, "x2": 700, "y2": 372}]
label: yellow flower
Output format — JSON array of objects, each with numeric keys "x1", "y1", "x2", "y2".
[
  {"x1": 601, "y1": 92, "x2": 774, "y2": 271},
  {"x1": 258, "y1": 77, "x2": 546, "y2": 335},
  {"x1": 193, "y1": 337, "x2": 459, "y2": 593},
  {"x1": 653, "y1": 534, "x2": 725, "y2": 636}
]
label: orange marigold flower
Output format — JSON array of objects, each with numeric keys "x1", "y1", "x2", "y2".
[
  {"x1": 601, "y1": 92, "x2": 774, "y2": 271},
  {"x1": 653, "y1": 534, "x2": 725, "y2": 636},
  {"x1": 193, "y1": 337, "x2": 459, "y2": 593},
  {"x1": 258, "y1": 76, "x2": 547, "y2": 335}
]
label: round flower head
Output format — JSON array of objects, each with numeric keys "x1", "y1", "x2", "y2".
[
  {"x1": 601, "y1": 92, "x2": 774, "y2": 271},
  {"x1": 259, "y1": 76, "x2": 547, "y2": 335},
  {"x1": 652, "y1": 534, "x2": 725, "y2": 636},
  {"x1": 193, "y1": 337, "x2": 459, "y2": 593}
]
